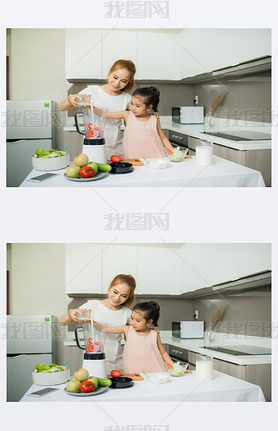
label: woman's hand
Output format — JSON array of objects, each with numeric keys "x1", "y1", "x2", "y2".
[
  {"x1": 151, "y1": 327, "x2": 160, "y2": 334},
  {"x1": 151, "y1": 113, "x2": 160, "y2": 119},
  {"x1": 68, "y1": 308, "x2": 90, "y2": 322}
]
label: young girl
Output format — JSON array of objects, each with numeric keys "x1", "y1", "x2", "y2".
[
  {"x1": 100, "y1": 87, "x2": 173, "y2": 159},
  {"x1": 103, "y1": 301, "x2": 173, "y2": 374},
  {"x1": 60, "y1": 274, "x2": 136, "y2": 374}
]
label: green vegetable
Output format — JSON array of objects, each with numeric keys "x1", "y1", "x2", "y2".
[
  {"x1": 97, "y1": 377, "x2": 112, "y2": 387},
  {"x1": 34, "y1": 363, "x2": 65, "y2": 373},
  {"x1": 33, "y1": 149, "x2": 65, "y2": 158},
  {"x1": 168, "y1": 148, "x2": 185, "y2": 162},
  {"x1": 97, "y1": 163, "x2": 112, "y2": 172}
]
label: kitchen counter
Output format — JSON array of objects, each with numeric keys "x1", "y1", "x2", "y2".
[
  {"x1": 64, "y1": 116, "x2": 271, "y2": 151},
  {"x1": 160, "y1": 331, "x2": 271, "y2": 366},
  {"x1": 20, "y1": 156, "x2": 265, "y2": 187},
  {"x1": 20, "y1": 370, "x2": 265, "y2": 402}
]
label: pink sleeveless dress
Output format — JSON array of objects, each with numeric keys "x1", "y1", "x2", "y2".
[
  {"x1": 122, "y1": 112, "x2": 166, "y2": 159},
  {"x1": 123, "y1": 326, "x2": 166, "y2": 374}
]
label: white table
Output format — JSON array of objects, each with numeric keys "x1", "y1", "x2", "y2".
[
  {"x1": 20, "y1": 371, "x2": 265, "y2": 402},
  {"x1": 20, "y1": 156, "x2": 265, "y2": 187}
]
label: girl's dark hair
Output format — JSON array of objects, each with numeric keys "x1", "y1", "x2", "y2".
[
  {"x1": 132, "y1": 301, "x2": 160, "y2": 326},
  {"x1": 132, "y1": 87, "x2": 160, "y2": 112}
]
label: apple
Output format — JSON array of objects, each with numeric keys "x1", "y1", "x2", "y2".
[
  {"x1": 66, "y1": 380, "x2": 81, "y2": 393},
  {"x1": 66, "y1": 165, "x2": 81, "y2": 178},
  {"x1": 87, "y1": 162, "x2": 98, "y2": 175},
  {"x1": 73, "y1": 153, "x2": 89, "y2": 167},
  {"x1": 88, "y1": 376, "x2": 99, "y2": 389},
  {"x1": 73, "y1": 368, "x2": 89, "y2": 382}
]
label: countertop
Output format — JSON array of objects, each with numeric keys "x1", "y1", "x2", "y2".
[
  {"x1": 64, "y1": 331, "x2": 271, "y2": 366},
  {"x1": 20, "y1": 370, "x2": 265, "y2": 402},
  {"x1": 20, "y1": 156, "x2": 265, "y2": 187},
  {"x1": 64, "y1": 116, "x2": 271, "y2": 151}
]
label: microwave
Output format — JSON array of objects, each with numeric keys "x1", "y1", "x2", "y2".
[
  {"x1": 172, "y1": 106, "x2": 204, "y2": 124},
  {"x1": 172, "y1": 321, "x2": 204, "y2": 339}
]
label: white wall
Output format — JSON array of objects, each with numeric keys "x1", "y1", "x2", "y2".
[{"x1": 9, "y1": 29, "x2": 68, "y2": 149}]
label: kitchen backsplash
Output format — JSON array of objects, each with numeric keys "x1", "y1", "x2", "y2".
[
  {"x1": 68, "y1": 70, "x2": 270, "y2": 123},
  {"x1": 67, "y1": 287, "x2": 271, "y2": 338}
]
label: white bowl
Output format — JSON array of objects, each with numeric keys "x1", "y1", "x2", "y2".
[
  {"x1": 32, "y1": 151, "x2": 70, "y2": 171},
  {"x1": 147, "y1": 158, "x2": 170, "y2": 170},
  {"x1": 32, "y1": 366, "x2": 70, "y2": 386},
  {"x1": 146, "y1": 372, "x2": 170, "y2": 384}
]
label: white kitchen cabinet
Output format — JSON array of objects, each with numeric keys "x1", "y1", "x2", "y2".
[
  {"x1": 137, "y1": 30, "x2": 176, "y2": 80},
  {"x1": 176, "y1": 244, "x2": 271, "y2": 294},
  {"x1": 102, "y1": 244, "x2": 138, "y2": 290},
  {"x1": 177, "y1": 29, "x2": 271, "y2": 79},
  {"x1": 102, "y1": 30, "x2": 138, "y2": 80},
  {"x1": 137, "y1": 245, "x2": 177, "y2": 294},
  {"x1": 65, "y1": 29, "x2": 103, "y2": 79},
  {"x1": 65, "y1": 244, "x2": 103, "y2": 294}
]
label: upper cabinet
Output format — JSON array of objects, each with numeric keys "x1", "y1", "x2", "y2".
[
  {"x1": 65, "y1": 29, "x2": 271, "y2": 81},
  {"x1": 177, "y1": 29, "x2": 271, "y2": 79},
  {"x1": 65, "y1": 29, "x2": 103, "y2": 80},
  {"x1": 176, "y1": 244, "x2": 271, "y2": 294}
]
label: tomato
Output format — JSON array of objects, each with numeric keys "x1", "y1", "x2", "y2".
[
  {"x1": 111, "y1": 369, "x2": 122, "y2": 378},
  {"x1": 111, "y1": 155, "x2": 121, "y2": 163},
  {"x1": 80, "y1": 380, "x2": 95, "y2": 393},
  {"x1": 165, "y1": 148, "x2": 173, "y2": 155},
  {"x1": 79, "y1": 166, "x2": 95, "y2": 178}
]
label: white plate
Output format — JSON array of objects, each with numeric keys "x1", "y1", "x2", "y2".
[
  {"x1": 64, "y1": 386, "x2": 108, "y2": 397},
  {"x1": 64, "y1": 171, "x2": 108, "y2": 182}
]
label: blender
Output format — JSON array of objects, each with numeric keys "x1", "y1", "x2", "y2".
[
  {"x1": 75, "y1": 314, "x2": 107, "y2": 378},
  {"x1": 74, "y1": 95, "x2": 107, "y2": 164}
]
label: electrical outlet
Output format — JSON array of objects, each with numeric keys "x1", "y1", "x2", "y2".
[
  {"x1": 194, "y1": 96, "x2": 198, "y2": 105},
  {"x1": 194, "y1": 310, "x2": 199, "y2": 319}
]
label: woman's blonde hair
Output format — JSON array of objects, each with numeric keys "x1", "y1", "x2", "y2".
[
  {"x1": 108, "y1": 274, "x2": 136, "y2": 307},
  {"x1": 108, "y1": 59, "x2": 136, "y2": 93}
]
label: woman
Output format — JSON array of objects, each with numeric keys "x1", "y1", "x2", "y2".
[
  {"x1": 60, "y1": 274, "x2": 136, "y2": 374},
  {"x1": 59, "y1": 59, "x2": 136, "y2": 158}
]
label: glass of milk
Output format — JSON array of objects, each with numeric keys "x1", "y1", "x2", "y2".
[
  {"x1": 196, "y1": 140, "x2": 213, "y2": 166},
  {"x1": 196, "y1": 354, "x2": 213, "y2": 381}
]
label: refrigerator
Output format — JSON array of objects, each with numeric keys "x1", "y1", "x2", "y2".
[
  {"x1": 6, "y1": 100, "x2": 53, "y2": 187},
  {"x1": 7, "y1": 315, "x2": 54, "y2": 402}
]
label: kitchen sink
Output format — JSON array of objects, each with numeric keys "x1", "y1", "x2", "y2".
[
  {"x1": 202, "y1": 131, "x2": 271, "y2": 141},
  {"x1": 202, "y1": 345, "x2": 271, "y2": 356}
]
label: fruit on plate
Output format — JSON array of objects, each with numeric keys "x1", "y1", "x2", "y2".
[
  {"x1": 73, "y1": 153, "x2": 89, "y2": 167},
  {"x1": 111, "y1": 369, "x2": 122, "y2": 378},
  {"x1": 87, "y1": 162, "x2": 99, "y2": 175},
  {"x1": 80, "y1": 166, "x2": 95, "y2": 178},
  {"x1": 66, "y1": 380, "x2": 81, "y2": 393},
  {"x1": 66, "y1": 165, "x2": 81, "y2": 178},
  {"x1": 97, "y1": 377, "x2": 112, "y2": 387},
  {"x1": 97, "y1": 163, "x2": 112, "y2": 172},
  {"x1": 80, "y1": 380, "x2": 95, "y2": 393},
  {"x1": 111, "y1": 155, "x2": 121, "y2": 163},
  {"x1": 88, "y1": 376, "x2": 99, "y2": 389},
  {"x1": 73, "y1": 368, "x2": 89, "y2": 382}
]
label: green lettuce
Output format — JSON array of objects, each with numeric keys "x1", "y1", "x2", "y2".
[
  {"x1": 35, "y1": 363, "x2": 64, "y2": 373},
  {"x1": 33, "y1": 149, "x2": 65, "y2": 158}
]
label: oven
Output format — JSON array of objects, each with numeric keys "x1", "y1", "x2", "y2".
[{"x1": 168, "y1": 130, "x2": 195, "y2": 155}]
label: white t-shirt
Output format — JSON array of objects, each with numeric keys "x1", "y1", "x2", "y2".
[
  {"x1": 80, "y1": 299, "x2": 131, "y2": 373},
  {"x1": 79, "y1": 85, "x2": 131, "y2": 158}
]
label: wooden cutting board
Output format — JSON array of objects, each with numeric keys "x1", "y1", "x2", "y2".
[{"x1": 121, "y1": 159, "x2": 144, "y2": 166}]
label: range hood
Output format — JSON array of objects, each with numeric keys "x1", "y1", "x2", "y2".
[
  {"x1": 212, "y1": 56, "x2": 271, "y2": 78},
  {"x1": 212, "y1": 270, "x2": 271, "y2": 292}
]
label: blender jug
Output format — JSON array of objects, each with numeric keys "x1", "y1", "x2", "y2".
[
  {"x1": 75, "y1": 320, "x2": 107, "y2": 378},
  {"x1": 74, "y1": 97, "x2": 107, "y2": 164}
]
